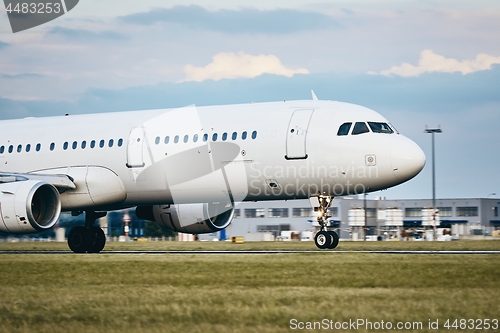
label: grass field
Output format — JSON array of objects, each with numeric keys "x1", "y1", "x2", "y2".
[
  {"x1": 0, "y1": 241, "x2": 499, "y2": 333},
  {"x1": 1, "y1": 238, "x2": 500, "y2": 252}
]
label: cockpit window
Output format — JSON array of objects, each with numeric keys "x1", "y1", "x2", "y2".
[
  {"x1": 352, "y1": 122, "x2": 370, "y2": 135},
  {"x1": 368, "y1": 122, "x2": 394, "y2": 134},
  {"x1": 337, "y1": 122, "x2": 352, "y2": 136},
  {"x1": 389, "y1": 123, "x2": 399, "y2": 134}
]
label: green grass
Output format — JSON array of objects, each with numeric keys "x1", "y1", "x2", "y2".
[
  {"x1": 0, "y1": 239, "x2": 499, "y2": 252},
  {"x1": 0, "y1": 242, "x2": 499, "y2": 332}
]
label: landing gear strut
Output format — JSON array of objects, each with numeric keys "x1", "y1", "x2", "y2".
[
  {"x1": 68, "y1": 211, "x2": 107, "y2": 253},
  {"x1": 312, "y1": 196, "x2": 339, "y2": 249}
]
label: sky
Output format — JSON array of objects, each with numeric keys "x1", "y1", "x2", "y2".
[{"x1": 0, "y1": 0, "x2": 499, "y2": 200}]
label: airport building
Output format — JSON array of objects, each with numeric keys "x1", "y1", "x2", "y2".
[
  {"x1": 213, "y1": 196, "x2": 500, "y2": 241},
  {"x1": 6, "y1": 196, "x2": 498, "y2": 242}
]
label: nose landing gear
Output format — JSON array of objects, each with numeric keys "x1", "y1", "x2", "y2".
[{"x1": 311, "y1": 196, "x2": 339, "y2": 249}]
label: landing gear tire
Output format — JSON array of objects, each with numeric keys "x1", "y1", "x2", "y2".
[
  {"x1": 68, "y1": 211, "x2": 107, "y2": 253},
  {"x1": 68, "y1": 226, "x2": 91, "y2": 253},
  {"x1": 87, "y1": 226, "x2": 106, "y2": 253},
  {"x1": 315, "y1": 230, "x2": 332, "y2": 249},
  {"x1": 327, "y1": 231, "x2": 339, "y2": 249}
]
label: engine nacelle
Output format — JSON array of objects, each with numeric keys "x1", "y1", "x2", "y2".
[
  {"x1": 136, "y1": 202, "x2": 234, "y2": 234},
  {"x1": 0, "y1": 180, "x2": 61, "y2": 233}
]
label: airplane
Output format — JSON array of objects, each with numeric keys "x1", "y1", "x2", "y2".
[{"x1": 0, "y1": 97, "x2": 425, "y2": 252}]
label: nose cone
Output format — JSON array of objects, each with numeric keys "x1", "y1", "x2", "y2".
[{"x1": 391, "y1": 136, "x2": 426, "y2": 183}]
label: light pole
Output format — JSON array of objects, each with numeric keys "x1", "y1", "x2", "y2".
[
  {"x1": 364, "y1": 193, "x2": 367, "y2": 241},
  {"x1": 123, "y1": 210, "x2": 131, "y2": 239},
  {"x1": 425, "y1": 125, "x2": 442, "y2": 234}
]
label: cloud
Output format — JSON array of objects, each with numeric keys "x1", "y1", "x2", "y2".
[
  {"x1": 0, "y1": 41, "x2": 10, "y2": 50},
  {"x1": 181, "y1": 52, "x2": 309, "y2": 82},
  {"x1": 372, "y1": 50, "x2": 500, "y2": 77},
  {"x1": 119, "y1": 5, "x2": 341, "y2": 34},
  {"x1": 49, "y1": 26, "x2": 127, "y2": 41},
  {"x1": 0, "y1": 73, "x2": 44, "y2": 79}
]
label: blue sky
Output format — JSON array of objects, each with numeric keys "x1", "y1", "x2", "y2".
[{"x1": 0, "y1": 0, "x2": 499, "y2": 200}]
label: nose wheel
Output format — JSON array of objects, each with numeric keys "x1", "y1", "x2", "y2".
[
  {"x1": 312, "y1": 195, "x2": 339, "y2": 250},
  {"x1": 314, "y1": 230, "x2": 339, "y2": 249}
]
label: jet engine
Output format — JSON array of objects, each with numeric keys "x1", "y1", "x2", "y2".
[
  {"x1": 136, "y1": 202, "x2": 234, "y2": 234},
  {"x1": 0, "y1": 180, "x2": 61, "y2": 233}
]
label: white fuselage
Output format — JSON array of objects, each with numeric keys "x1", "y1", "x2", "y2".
[{"x1": 0, "y1": 100, "x2": 425, "y2": 212}]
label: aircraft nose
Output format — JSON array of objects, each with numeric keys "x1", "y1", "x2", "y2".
[{"x1": 391, "y1": 136, "x2": 426, "y2": 182}]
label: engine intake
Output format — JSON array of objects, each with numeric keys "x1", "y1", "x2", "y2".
[
  {"x1": 136, "y1": 202, "x2": 233, "y2": 234},
  {"x1": 0, "y1": 180, "x2": 61, "y2": 233}
]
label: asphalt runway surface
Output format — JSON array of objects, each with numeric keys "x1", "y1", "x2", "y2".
[{"x1": 1, "y1": 250, "x2": 499, "y2": 255}]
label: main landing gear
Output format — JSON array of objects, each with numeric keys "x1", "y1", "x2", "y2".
[
  {"x1": 67, "y1": 211, "x2": 107, "y2": 253},
  {"x1": 312, "y1": 196, "x2": 339, "y2": 250}
]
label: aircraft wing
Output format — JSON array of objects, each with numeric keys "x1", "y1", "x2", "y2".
[{"x1": 0, "y1": 172, "x2": 76, "y2": 191}]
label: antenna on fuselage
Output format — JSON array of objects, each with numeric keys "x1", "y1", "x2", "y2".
[{"x1": 311, "y1": 90, "x2": 318, "y2": 101}]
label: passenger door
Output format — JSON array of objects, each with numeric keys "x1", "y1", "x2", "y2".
[
  {"x1": 285, "y1": 109, "x2": 314, "y2": 159},
  {"x1": 126, "y1": 126, "x2": 146, "y2": 168}
]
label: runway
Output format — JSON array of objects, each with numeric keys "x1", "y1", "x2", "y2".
[{"x1": 1, "y1": 250, "x2": 499, "y2": 255}]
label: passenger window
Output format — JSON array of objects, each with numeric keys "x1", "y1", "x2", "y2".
[
  {"x1": 337, "y1": 122, "x2": 352, "y2": 136},
  {"x1": 90, "y1": 140, "x2": 96, "y2": 149},
  {"x1": 26, "y1": 144, "x2": 31, "y2": 152},
  {"x1": 203, "y1": 134, "x2": 208, "y2": 142},
  {"x1": 63, "y1": 142, "x2": 68, "y2": 150},
  {"x1": 99, "y1": 140, "x2": 105, "y2": 148},
  {"x1": 164, "y1": 136, "x2": 170, "y2": 144},
  {"x1": 232, "y1": 132, "x2": 237, "y2": 140},
  {"x1": 118, "y1": 138, "x2": 123, "y2": 147},
  {"x1": 36, "y1": 143, "x2": 41, "y2": 152},
  {"x1": 72, "y1": 141, "x2": 77, "y2": 149},
  {"x1": 251, "y1": 131, "x2": 257, "y2": 139},
  {"x1": 50, "y1": 143, "x2": 55, "y2": 151},
  {"x1": 81, "y1": 141, "x2": 87, "y2": 149},
  {"x1": 183, "y1": 135, "x2": 189, "y2": 143},
  {"x1": 352, "y1": 122, "x2": 370, "y2": 135},
  {"x1": 212, "y1": 133, "x2": 218, "y2": 141},
  {"x1": 17, "y1": 144, "x2": 22, "y2": 153},
  {"x1": 222, "y1": 133, "x2": 227, "y2": 141},
  {"x1": 109, "y1": 139, "x2": 114, "y2": 147},
  {"x1": 242, "y1": 131, "x2": 247, "y2": 140},
  {"x1": 0, "y1": 146, "x2": 4, "y2": 154},
  {"x1": 193, "y1": 134, "x2": 198, "y2": 143},
  {"x1": 8, "y1": 145, "x2": 13, "y2": 153},
  {"x1": 368, "y1": 122, "x2": 394, "y2": 134},
  {"x1": 155, "y1": 136, "x2": 160, "y2": 145},
  {"x1": 174, "y1": 135, "x2": 179, "y2": 144}
]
